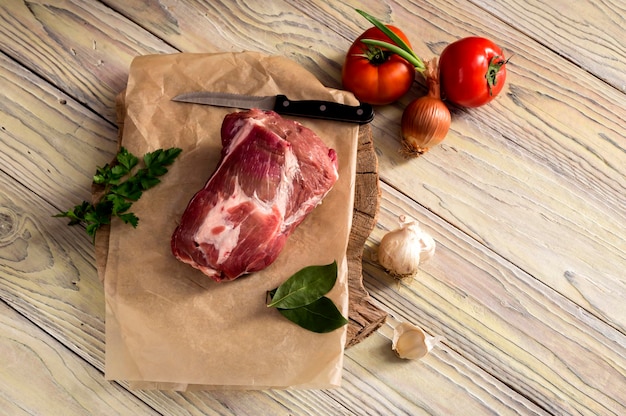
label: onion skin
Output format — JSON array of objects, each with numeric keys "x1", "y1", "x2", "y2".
[
  {"x1": 401, "y1": 96, "x2": 450, "y2": 156},
  {"x1": 400, "y1": 59, "x2": 451, "y2": 157}
]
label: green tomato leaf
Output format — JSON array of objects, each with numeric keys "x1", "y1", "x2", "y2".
[
  {"x1": 267, "y1": 261, "x2": 338, "y2": 309},
  {"x1": 360, "y1": 39, "x2": 424, "y2": 70},
  {"x1": 276, "y1": 296, "x2": 348, "y2": 333}
]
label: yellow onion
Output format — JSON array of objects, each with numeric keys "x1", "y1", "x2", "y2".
[{"x1": 400, "y1": 58, "x2": 451, "y2": 157}]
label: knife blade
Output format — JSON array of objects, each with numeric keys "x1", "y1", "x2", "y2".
[{"x1": 172, "y1": 92, "x2": 374, "y2": 124}]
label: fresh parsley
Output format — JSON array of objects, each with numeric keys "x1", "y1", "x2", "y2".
[
  {"x1": 267, "y1": 261, "x2": 348, "y2": 333},
  {"x1": 55, "y1": 146, "x2": 182, "y2": 241}
]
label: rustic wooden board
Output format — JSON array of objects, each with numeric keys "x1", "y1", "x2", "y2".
[
  {"x1": 364, "y1": 181, "x2": 626, "y2": 415},
  {"x1": 1, "y1": 0, "x2": 624, "y2": 414},
  {"x1": 469, "y1": 0, "x2": 626, "y2": 92},
  {"x1": 345, "y1": 124, "x2": 387, "y2": 346},
  {"x1": 0, "y1": 301, "x2": 158, "y2": 415}
]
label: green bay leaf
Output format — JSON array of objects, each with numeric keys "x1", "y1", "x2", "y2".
[
  {"x1": 277, "y1": 296, "x2": 348, "y2": 333},
  {"x1": 268, "y1": 261, "x2": 337, "y2": 309}
]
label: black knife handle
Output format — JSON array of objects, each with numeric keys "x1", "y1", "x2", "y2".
[{"x1": 274, "y1": 95, "x2": 374, "y2": 124}]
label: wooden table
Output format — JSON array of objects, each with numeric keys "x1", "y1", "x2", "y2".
[{"x1": 1, "y1": 1, "x2": 624, "y2": 414}]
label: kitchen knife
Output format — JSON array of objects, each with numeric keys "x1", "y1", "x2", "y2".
[{"x1": 172, "y1": 92, "x2": 374, "y2": 124}]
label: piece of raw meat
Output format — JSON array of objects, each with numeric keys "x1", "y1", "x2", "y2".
[{"x1": 171, "y1": 109, "x2": 339, "y2": 282}]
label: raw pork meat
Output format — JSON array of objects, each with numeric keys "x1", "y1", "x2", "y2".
[{"x1": 171, "y1": 109, "x2": 339, "y2": 282}]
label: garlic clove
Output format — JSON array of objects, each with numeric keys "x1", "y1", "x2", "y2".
[
  {"x1": 392, "y1": 322, "x2": 442, "y2": 360},
  {"x1": 418, "y1": 230, "x2": 436, "y2": 265}
]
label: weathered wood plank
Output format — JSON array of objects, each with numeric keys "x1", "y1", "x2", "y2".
[
  {"x1": 0, "y1": 127, "x2": 340, "y2": 413},
  {"x1": 0, "y1": 300, "x2": 159, "y2": 416},
  {"x1": 363, "y1": 180, "x2": 626, "y2": 416},
  {"x1": 0, "y1": 51, "x2": 118, "y2": 205},
  {"x1": 343, "y1": 331, "x2": 549, "y2": 415},
  {"x1": 469, "y1": 0, "x2": 626, "y2": 92},
  {"x1": 0, "y1": 49, "x2": 340, "y2": 414},
  {"x1": 0, "y1": 0, "x2": 176, "y2": 121},
  {"x1": 102, "y1": 0, "x2": 348, "y2": 89},
  {"x1": 0, "y1": 47, "x2": 293, "y2": 413}
]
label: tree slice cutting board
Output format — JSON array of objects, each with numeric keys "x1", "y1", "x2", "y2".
[
  {"x1": 94, "y1": 92, "x2": 387, "y2": 348},
  {"x1": 345, "y1": 123, "x2": 387, "y2": 347}
]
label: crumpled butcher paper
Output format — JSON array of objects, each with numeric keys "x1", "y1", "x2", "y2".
[{"x1": 101, "y1": 52, "x2": 359, "y2": 390}]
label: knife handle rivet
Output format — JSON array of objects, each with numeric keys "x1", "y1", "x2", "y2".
[
  {"x1": 282, "y1": 100, "x2": 290, "y2": 107},
  {"x1": 319, "y1": 104, "x2": 327, "y2": 112},
  {"x1": 357, "y1": 109, "x2": 364, "y2": 115}
]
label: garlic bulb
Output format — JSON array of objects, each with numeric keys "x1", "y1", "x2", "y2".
[
  {"x1": 392, "y1": 322, "x2": 442, "y2": 360},
  {"x1": 377, "y1": 216, "x2": 436, "y2": 278}
]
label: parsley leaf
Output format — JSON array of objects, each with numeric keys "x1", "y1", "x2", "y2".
[
  {"x1": 55, "y1": 146, "x2": 182, "y2": 242},
  {"x1": 117, "y1": 147, "x2": 139, "y2": 171}
]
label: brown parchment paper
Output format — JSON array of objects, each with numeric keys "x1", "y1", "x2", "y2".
[{"x1": 102, "y1": 52, "x2": 359, "y2": 390}]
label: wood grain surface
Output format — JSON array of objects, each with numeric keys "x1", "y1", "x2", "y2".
[
  {"x1": 0, "y1": 0, "x2": 624, "y2": 415},
  {"x1": 345, "y1": 124, "x2": 387, "y2": 347}
]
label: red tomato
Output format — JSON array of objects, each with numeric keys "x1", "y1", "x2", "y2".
[
  {"x1": 342, "y1": 26, "x2": 415, "y2": 105},
  {"x1": 439, "y1": 37, "x2": 507, "y2": 108}
]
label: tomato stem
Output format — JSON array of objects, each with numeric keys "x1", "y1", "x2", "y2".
[
  {"x1": 356, "y1": 10, "x2": 421, "y2": 62},
  {"x1": 486, "y1": 55, "x2": 508, "y2": 96},
  {"x1": 360, "y1": 39, "x2": 426, "y2": 72},
  {"x1": 355, "y1": 45, "x2": 393, "y2": 65}
]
